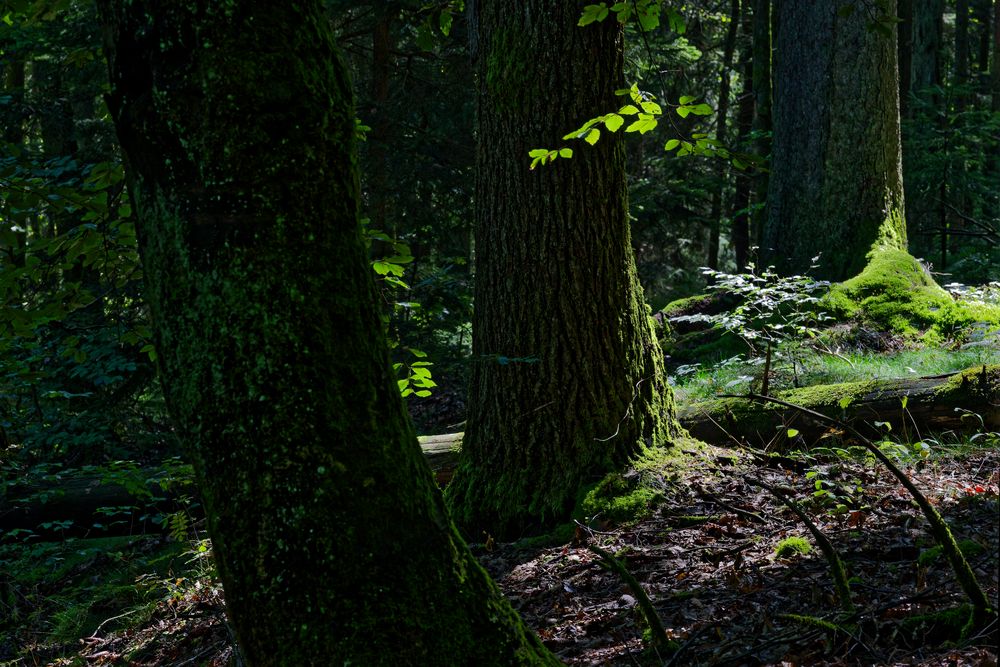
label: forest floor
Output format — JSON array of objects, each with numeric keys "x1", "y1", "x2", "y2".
[{"x1": 5, "y1": 434, "x2": 997, "y2": 666}]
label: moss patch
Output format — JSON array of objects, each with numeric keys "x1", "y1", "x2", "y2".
[
  {"x1": 775, "y1": 536, "x2": 812, "y2": 557},
  {"x1": 823, "y1": 246, "x2": 1000, "y2": 337},
  {"x1": 578, "y1": 438, "x2": 717, "y2": 523},
  {"x1": 824, "y1": 247, "x2": 951, "y2": 333}
]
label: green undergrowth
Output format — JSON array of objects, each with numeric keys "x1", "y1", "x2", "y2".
[
  {"x1": 0, "y1": 535, "x2": 188, "y2": 660},
  {"x1": 918, "y1": 539, "x2": 985, "y2": 567},
  {"x1": 672, "y1": 345, "x2": 1000, "y2": 404}
]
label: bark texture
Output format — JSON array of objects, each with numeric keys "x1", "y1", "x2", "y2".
[
  {"x1": 763, "y1": 0, "x2": 906, "y2": 281},
  {"x1": 993, "y1": 0, "x2": 1000, "y2": 111},
  {"x1": 446, "y1": 0, "x2": 678, "y2": 539},
  {"x1": 97, "y1": 2, "x2": 557, "y2": 664},
  {"x1": 707, "y1": 0, "x2": 741, "y2": 270},
  {"x1": 750, "y1": 0, "x2": 771, "y2": 255}
]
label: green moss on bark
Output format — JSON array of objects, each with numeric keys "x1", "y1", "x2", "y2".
[
  {"x1": 98, "y1": 2, "x2": 559, "y2": 663},
  {"x1": 448, "y1": 0, "x2": 683, "y2": 540}
]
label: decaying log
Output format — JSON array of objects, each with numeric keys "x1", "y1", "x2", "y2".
[
  {"x1": 0, "y1": 470, "x2": 189, "y2": 540},
  {"x1": 4, "y1": 366, "x2": 995, "y2": 540},
  {"x1": 419, "y1": 432, "x2": 464, "y2": 485},
  {"x1": 0, "y1": 434, "x2": 462, "y2": 540},
  {"x1": 680, "y1": 364, "x2": 999, "y2": 448}
]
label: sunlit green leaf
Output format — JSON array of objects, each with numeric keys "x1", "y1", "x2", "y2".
[{"x1": 604, "y1": 113, "x2": 624, "y2": 132}]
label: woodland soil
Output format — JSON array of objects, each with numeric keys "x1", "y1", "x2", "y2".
[{"x1": 25, "y1": 444, "x2": 998, "y2": 666}]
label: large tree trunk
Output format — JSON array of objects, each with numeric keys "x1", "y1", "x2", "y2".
[
  {"x1": 97, "y1": 2, "x2": 557, "y2": 663},
  {"x1": 763, "y1": 0, "x2": 906, "y2": 281},
  {"x1": 446, "y1": 0, "x2": 679, "y2": 539}
]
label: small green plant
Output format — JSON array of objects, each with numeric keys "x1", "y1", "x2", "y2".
[
  {"x1": 775, "y1": 536, "x2": 812, "y2": 558},
  {"x1": 669, "y1": 263, "x2": 833, "y2": 393},
  {"x1": 361, "y1": 219, "x2": 436, "y2": 399},
  {"x1": 918, "y1": 539, "x2": 984, "y2": 567}
]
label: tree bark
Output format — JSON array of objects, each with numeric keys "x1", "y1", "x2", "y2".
[
  {"x1": 763, "y1": 0, "x2": 906, "y2": 281},
  {"x1": 993, "y1": 0, "x2": 1000, "y2": 112},
  {"x1": 732, "y1": 1, "x2": 756, "y2": 272},
  {"x1": 750, "y1": 0, "x2": 772, "y2": 260},
  {"x1": 956, "y1": 0, "x2": 971, "y2": 109},
  {"x1": 446, "y1": 0, "x2": 679, "y2": 539},
  {"x1": 97, "y1": 2, "x2": 557, "y2": 663},
  {"x1": 707, "y1": 0, "x2": 741, "y2": 270}
]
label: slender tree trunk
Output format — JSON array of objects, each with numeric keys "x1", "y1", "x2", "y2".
[
  {"x1": 975, "y1": 0, "x2": 993, "y2": 87},
  {"x1": 1, "y1": 59, "x2": 26, "y2": 266},
  {"x1": 732, "y1": 2, "x2": 755, "y2": 271},
  {"x1": 707, "y1": 0, "x2": 741, "y2": 270},
  {"x1": 911, "y1": 0, "x2": 944, "y2": 103},
  {"x1": 369, "y1": 4, "x2": 399, "y2": 234},
  {"x1": 750, "y1": 0, "x2": 772, "y2": 258},
  {"x1": 447, "y1": 0, "x2": 679, "y2": 539},
  {"x1": 97, "y1": 2, "x2": 558, "y2": 663},
  {"x1": 763, "y1": 0, "x2": 906, "y2": 280},
  {"x1": 993, "y1": 0, "x2": 1000, "y2": 111},
  {"x1": 952, "y1": 0, "x2": 971, "y2": 249},
  {"x1": 902, "y1": 0, "x2": 944, "y2": 245},
  {"x1": 956, "y1": 0, "x2": 971, "y2": 108},
  {"x1": 898, "y1": 0, "x2": 914, "y2": 117}
]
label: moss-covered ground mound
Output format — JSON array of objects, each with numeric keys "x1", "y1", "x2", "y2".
[{"x1": 823, "y1": 246, "x2": 1000, "y2": 338}]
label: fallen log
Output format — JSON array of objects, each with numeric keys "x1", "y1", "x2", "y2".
[
  {"x1": 416, "y1": 366, "x2": 999, "y2": 475},
  {"x1": 0, "y1": 468, "x2": 194, "y2": 540},
  {"x1": 680, "y1": 364, "x2": 999, "y2": 448},
  {"x1": 4, "y1": 366, "x2": 995, "y2": 539},
  {"x1": 420, "y1": 432, "x2": 464, "y2": 485}
]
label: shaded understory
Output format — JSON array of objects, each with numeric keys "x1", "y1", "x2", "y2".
[{"x1": 4, "y1": 440, "x2": 997, "y2": 666}]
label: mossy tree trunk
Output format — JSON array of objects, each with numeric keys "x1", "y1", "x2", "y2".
[
  {"x1": 97, "y1": 2, "x2": 558, "y2": 664},
  {"x1": 763, "y1": 0, "x2": 906, "y2": 281},
  {"x1": 446, "y1": 1, "x2": 679, "y2": 539}
]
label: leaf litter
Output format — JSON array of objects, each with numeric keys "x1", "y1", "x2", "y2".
[{"x1": 36, "y1": 445, "x2": 1000, "y2": 666}]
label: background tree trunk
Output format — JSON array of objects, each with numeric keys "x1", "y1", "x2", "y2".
[
  {"x1": 732, "y1": 1, "x2": 755, "y2": 271},
  {"x1": 446, "y1": 0, "x2": 679, "y2": 539},
  {"x1": 898, "y1": 0, "x2": 914, "y2": 117},
  {"x1": 956, "y1": 0, "x2": 971, "y2": 109},
  {"x1": 707, "y1": 0, "x2": 741, "y2": 270},
  {"x1": 97, "y1": 2, "x2": 557, "y2": 663},
  {"x1": 993, "y1": 0, "x2": 1000, "y2": 111},
  {"x1": 763, "y1": 0, "x2": 906, "y2": 280},
  {"x1": 750, "y1": 0, "x2": 772, "y2": 260}
]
